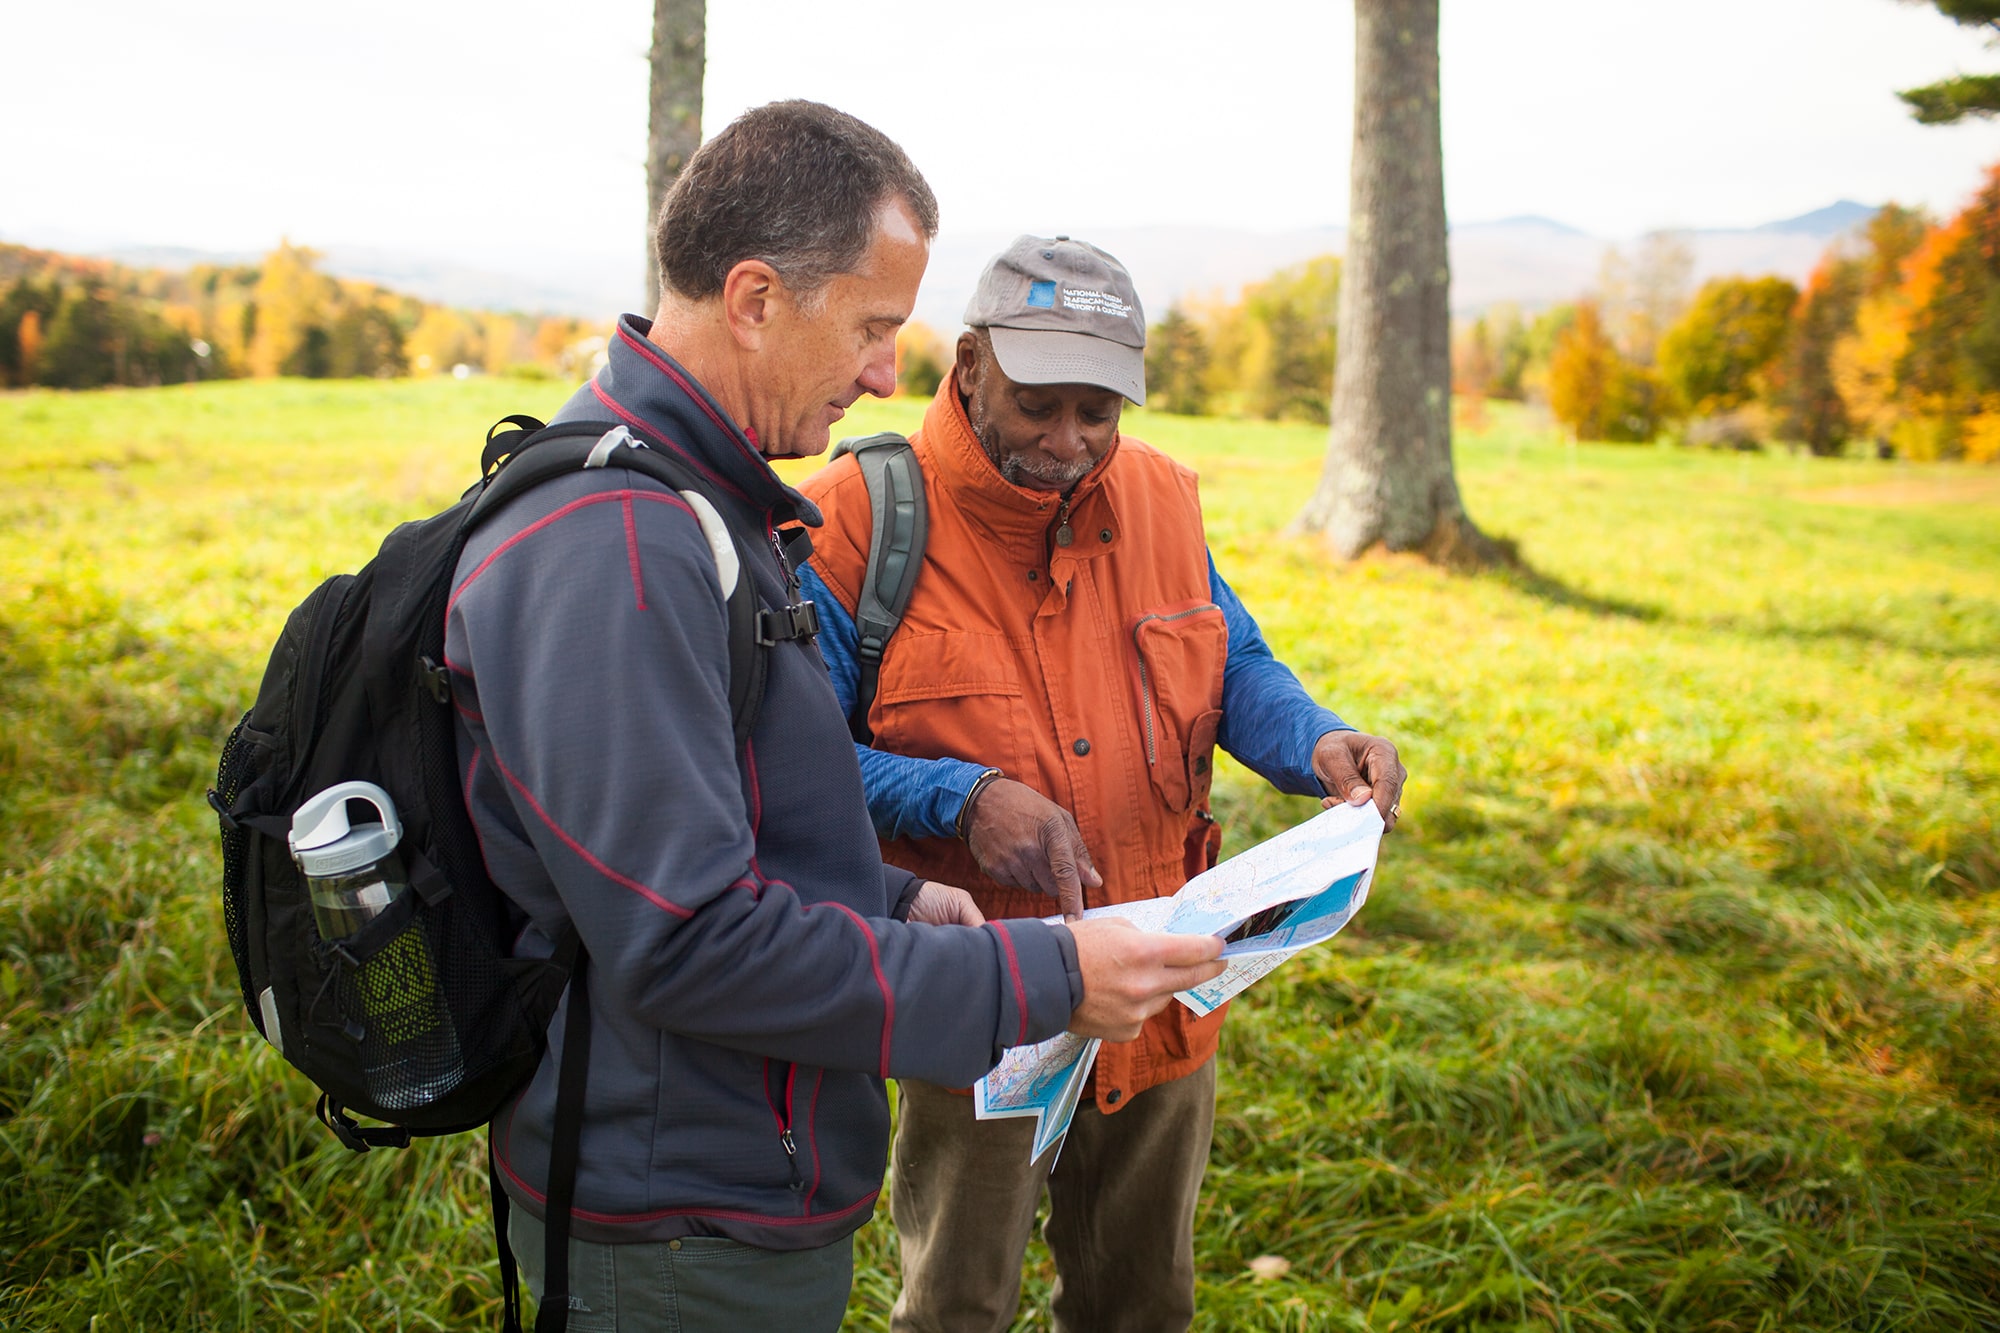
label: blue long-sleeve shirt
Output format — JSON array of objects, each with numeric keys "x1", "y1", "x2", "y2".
[{"x1": 800, "y1": 550, "x2": 1352, "y2": 842}]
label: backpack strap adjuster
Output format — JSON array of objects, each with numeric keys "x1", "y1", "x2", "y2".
[
  {"x1": 206, "y1": 788, "x2": 240, "y2": 831},
  {"x1": 757, "y1": 601, "x2": 821, "y2": 646},
  {"x1": 318, "y1": 1094, "x2": 413, "y2": 1153},
  {"x1": 419, "y1": 656, "x2": 452, "y2": 705}
]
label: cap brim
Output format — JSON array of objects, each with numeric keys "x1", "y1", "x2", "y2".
[{"x1": 986, "y1": 326, "x2": 1146, "y2": 406}]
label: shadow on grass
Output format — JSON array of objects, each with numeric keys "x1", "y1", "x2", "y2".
[
  {"x1": 1489, "y1": 563, "x2": 1664, "y2": 623},
  {"x1": 1699, "y1": 610, "x2": 2000, "y2": 663},
  {"x1": 1482, "y1": 555, "x2": 1998, "y2": 662}
]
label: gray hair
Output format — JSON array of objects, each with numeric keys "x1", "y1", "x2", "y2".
[{"x1": 654, "y1": 100, "x2": 939, "y2": 305}]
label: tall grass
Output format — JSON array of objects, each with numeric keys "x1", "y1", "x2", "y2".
[{"x1": 2, "y1": 378, "x2": 1995, "y2": 1330}]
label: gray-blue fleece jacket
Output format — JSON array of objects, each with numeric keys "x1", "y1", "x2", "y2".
[{"x1": 448, "y1": 316, "x2": 1081, "y2": 1248}]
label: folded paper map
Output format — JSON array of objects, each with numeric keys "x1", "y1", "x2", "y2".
[{"x1": 972, "y1": 800, "x2": 1385, "y2": 1161}]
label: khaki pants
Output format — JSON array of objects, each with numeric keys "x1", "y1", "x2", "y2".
[
  {"x1": 889, "y1": 1058, "x2": 1216, "y2": 1333},
  {"x1": 508, "y1": 1208, "x2": 853, "y2": 1333}
]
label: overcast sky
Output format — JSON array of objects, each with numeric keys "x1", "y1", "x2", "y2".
[{"x1": 6, "y1": 0, "x2": 1999, "y2": 275}]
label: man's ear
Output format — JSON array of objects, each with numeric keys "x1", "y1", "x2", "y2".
[
  {"x1": 954, "y1": 331, "x2": 982, "y2": 390},
  {"x1": 720, "y1": 259, "x2": 784, "y2": 351}
]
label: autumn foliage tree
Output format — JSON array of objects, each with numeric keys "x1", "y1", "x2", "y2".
[
  {"x1": 0, "y1": 240, "x2": 605, "y2": 389},
  {"x1": 895, "y1": 321, "x2": 948, "y2": 399},
  {"x1": 1895, "y1": 167, "x2": 2000, "y2": 458},
  {"x1": 1144, "y1": 306, "x2": 1212, "y2": 416},
  {"x1": 1778, "y1": 254, "x2": 1866, "y2": 454},
  {"x1": 1548, "y1": 302, "x2": 1666, "y2": 442},
  {"x1": 1834, "y1": 206, "x2": 1946, "y2": 452},
  {"x1": 248, "y1": 241, "x2": 338, "y2": 378},
  {"x1": 1235, "y1": 256, "x2": 1340, "y2": 421},
  {"x1": 1548, "y1": 302, "x2": 1616, "y2": 440},
  {"x1": 1658, "y1": 276, "x2": 1799, "y2": 418}
]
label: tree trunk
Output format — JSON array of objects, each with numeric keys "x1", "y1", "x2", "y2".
[
  {"x1": 1291, "y1": 0, "x2": 1503, "y2": 567},
  {"x1": 645, "y1": 0, "x2": 706, "y2": 310}
]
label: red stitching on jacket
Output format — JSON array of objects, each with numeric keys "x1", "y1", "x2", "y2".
[
  {"x1": 481, "y1": 742, "x2": 694, "y2": 920},
  {"x1": 811, "y1": 899, "x2": 895, "y2": 1077},
  {"x1": 763, "y1": 1057, "x2": 787, "y2": 1137},
  {"x1": 492, "y1": 1139, "x2": 878, "y2": 1227},
  {"x1": 590, "y1": 380, "x2": 747, "y2": 502},
  {"x1": 462, "y1": 748, "x2": 498, "y2": 880},
  {"x1": 621, "y1": 495, "x2": 648, "y2": 610},
  {"x1": 616, "y1": 323, "x2": 769, "y2": 474},
  {"x1": 804, "y1": 1067, "x2": 826, "y2": 1214},
  {"x1": 992, "y1": 921, "x2": 1029, "y2": 1047},
  {"x1": 447, "y1": 489, "x2": 693, "y2": 615}
]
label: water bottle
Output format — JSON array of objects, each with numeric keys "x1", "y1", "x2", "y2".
[{"x1": 289, "y1": 782, "x2": 464, "y2": 1111}]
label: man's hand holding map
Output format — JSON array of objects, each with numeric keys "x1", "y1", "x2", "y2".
[{"x1": 973, "y1": 800, "x2": 1386, "y2": 1161}]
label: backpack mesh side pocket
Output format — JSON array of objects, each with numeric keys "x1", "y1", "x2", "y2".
[{"x1": 318, "y1": 904, "x2": 467, "y2": 1114}]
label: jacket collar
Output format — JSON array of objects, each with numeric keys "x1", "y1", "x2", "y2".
[
  {"x1": 568, "y1": 314, "x2": 820, "y2": 527},
  {"x1": 920, "y1": 369, "x2": 1122, "y2": 556}
]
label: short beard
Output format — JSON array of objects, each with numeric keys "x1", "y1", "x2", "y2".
[
  {"x1": 969, "y1": 393, "x2": 1096, "y2": 491},
  {"x1": 998, "y1": 449, "x2": 1094, "y2": 490}
]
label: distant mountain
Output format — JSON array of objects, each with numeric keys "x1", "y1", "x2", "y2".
[
  {"x1": 30, "y1": 200, "x2": 1869, "y2": 331},
  {"x1": 1479, "y1": 215, "x2": 1591, "y2": 237},
  {"x1": 1754, "y1": 200, "x2": 1878, "y2": 237},
  {"x1": 313, "y1": 246, "x2": 641, "y2": 319},
  {"x1": 911, "y1": 208, "x2": 1849, "y2": 328}
]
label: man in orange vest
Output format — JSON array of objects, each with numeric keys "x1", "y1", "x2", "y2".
[{"x1": 798, "y1": 235, "x2": 1405, "y2": 1332}]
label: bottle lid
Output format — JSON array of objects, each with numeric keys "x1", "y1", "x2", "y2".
[{"x1": 290, "y1": 781, "x2": 403, "y2": 877}]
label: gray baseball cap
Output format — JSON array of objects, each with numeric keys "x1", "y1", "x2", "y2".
[{"x1": 963, "y1": 235, "x2": 1147, "y2": 405}]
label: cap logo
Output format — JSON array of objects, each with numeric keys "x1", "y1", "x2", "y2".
[
  {"x1": 1026, "y1": 280, "x2": 1057, "y2": 309},
  {"x1": 1061, "y1": 287, "x2": 1132, "y2": 320}
]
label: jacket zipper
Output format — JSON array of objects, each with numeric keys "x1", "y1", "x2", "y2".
[
  {"x1": 1130, "y1": 604, "x2": 1222, "y2": 766},
  {"x1": 766, "y1": 519, "x2": 800, "y2": 599},
  {"x1": 769, "y1": 1060, "x2": 804, "y2": 1195}
]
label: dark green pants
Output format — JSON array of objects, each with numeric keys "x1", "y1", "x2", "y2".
[
  {"x1": 508, "y1": 1208, "x2": 854, "y2": 1332},
  {"x1": 889, "y1": 1058, "x2": 1217, "y2": 1333}
]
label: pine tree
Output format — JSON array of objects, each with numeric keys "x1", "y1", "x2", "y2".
[{"x1": 1897, "y1": 1, "x2": 2000, "y2": 123}]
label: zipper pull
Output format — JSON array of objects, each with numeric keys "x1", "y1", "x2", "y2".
[
  {"x1": 1053, "y1": 496, "x2": 1074, "y2": 548},
  {"x1": 766, "y1": 525, "x2": 806, "y2": 601},
  {"x1": 780, "y1": 1128, "x2": 804, "y2": 1192}
]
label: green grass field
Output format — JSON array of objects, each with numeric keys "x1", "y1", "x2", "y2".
[{"x1": 2, "y1": 376, "x2": 1996, "y2": 1331}]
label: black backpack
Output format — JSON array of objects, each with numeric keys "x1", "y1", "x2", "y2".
[
  {"x1": 207, "y1": 416, "x2": 772, "y2": 1332},
  {"x1": 827, "y1": 431, "x2": 927, "y2": 743}
]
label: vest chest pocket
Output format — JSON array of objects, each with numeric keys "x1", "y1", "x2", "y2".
[
  {"x1": 872, "y1": 631, "x2": 1025, "y2": 773},
  {"x1": 1130, "y1": 603, "x2": 1227, "y2": 813}
]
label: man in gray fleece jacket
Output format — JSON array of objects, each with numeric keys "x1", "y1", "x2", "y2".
[{"x1": 445, "y1": 102, "x2": 1224, "y2": 1330}]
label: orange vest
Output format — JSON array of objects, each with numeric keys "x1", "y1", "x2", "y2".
[{"x1": 800, "y1": 373, "x2": 1228, "y2": 1112}]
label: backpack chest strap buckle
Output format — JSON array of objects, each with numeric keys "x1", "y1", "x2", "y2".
[{"x1": 757, "y1": 600, "x2": 821, "y2": 646}]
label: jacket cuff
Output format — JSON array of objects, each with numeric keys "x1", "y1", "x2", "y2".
[
  {"x1": 889, "y1": 871, "x2": 925, "y2": 922},
  {"x1": 1049, "y1": 923, "x2": 1084, "y2": 1010},
  {"x1": 986, "y1": 918, "x2": 1082, "y2": 1058}
]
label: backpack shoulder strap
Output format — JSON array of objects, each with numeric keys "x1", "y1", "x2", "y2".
[
  {"x1": 469, "y1": 419, "x2": 767, "y2": 745},
  {"x1": 827, "y1": 432, "x2": 927, "y2": 745}
]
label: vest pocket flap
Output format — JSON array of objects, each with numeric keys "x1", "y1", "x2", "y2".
[
  {"x1": 875, "y1": 631, "x2": 1022, "y2": 704},
  {"x1": 1131, "y1": 604, "x2": 1226, "y2": 812}
]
